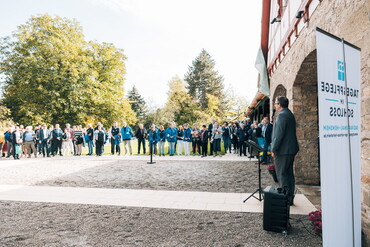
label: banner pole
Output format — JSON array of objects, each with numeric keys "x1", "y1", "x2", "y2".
[{"x1": 341, "y1": 38, "x2": 356, "y2": 247}]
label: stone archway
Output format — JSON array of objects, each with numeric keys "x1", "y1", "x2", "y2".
[
  {"x1": 272, "y1": 84, "x2": 287, "y2": 121},
  {"x1": 273, "y1": 84, "x2": 287, "y2": 102},
  {"x1": 292, "y1": 50, "x2": 320, "y2": 185}
]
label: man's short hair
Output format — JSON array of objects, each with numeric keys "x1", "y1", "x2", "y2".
[{"x1": 276, "y1": 96, "x2": 289, "y2": 108}]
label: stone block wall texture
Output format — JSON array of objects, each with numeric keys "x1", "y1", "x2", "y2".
[{"x1": 268, "y1": 0, "x2": 370, "y2": 241}]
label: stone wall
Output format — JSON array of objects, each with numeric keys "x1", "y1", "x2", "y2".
[
  {"x1": 268, "y1": 0, "x2": 370, "y2": 241},
  {"x1": 292, "y1": 50, "x2": 320, "y2": 185}
]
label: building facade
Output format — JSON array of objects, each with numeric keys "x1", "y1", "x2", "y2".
[{"x1": 256, "y1": 0, "x2": 370, "y2": 242}]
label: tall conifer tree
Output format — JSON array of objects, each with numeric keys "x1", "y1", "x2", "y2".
[
  {"x1": 127, "y1": 85, "x2": 147, "y2": 122},
  {"x1": 184, "y1": 49, "x2": 224, "y2": 108}
]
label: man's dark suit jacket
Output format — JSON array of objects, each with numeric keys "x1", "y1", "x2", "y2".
[
  {"x1": 271, "y1": 108, "x2": 299, "y2": 155},
  {"x1": 135, "y1": 128, "x2": 147, "y2": 140},
  {"x1": 38, "y1": 129, "x2": 50, "y2": 141},
  {"x1": 264, "y1": 123, "x2": 273, "y2": 145}
]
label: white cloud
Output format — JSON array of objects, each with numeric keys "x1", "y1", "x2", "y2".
[
  {"x1": 91, "y1": 0, "x2": 139, "y2": 14},
  {"x1": 90, "y1": 0, "x2": 261, "y2": 105}
]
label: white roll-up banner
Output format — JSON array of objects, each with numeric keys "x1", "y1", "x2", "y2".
[{"x1": 316, "y1": 28, "x2": 361, "y2": 247}]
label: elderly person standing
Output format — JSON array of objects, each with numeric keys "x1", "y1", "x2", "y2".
[
  {"x1": 208, "y1": 119, "x2": 216, "y2": 155},
  {"x1": 166, "y1": 122, "x2": 177, "y2": 156},
  {"x1": 86, "y1": 124, "x2": 94, "y2": 155},
  {"x1": 136, "y1": 124, "x2": 147, "y2": 155},
  {"x1": 12, "y1": 126, "x2": 22, "y2": 160},
  {"x1": 148, "y1": 124, "x2": 158, "y2": 155},
  {"x1": 183, "y1": 123, "x2": 192, "y2": 156},
  {"x1": 94, "y1": 125, "x2": 105, "y2": 156},
  {"x1": 74, "y1": 125, "x2": 84, "y2": 156},
  {"x1": 39, "y1": 124, "x2": 50, "y2": 157},
  {"x1": 51, "y1": 124, "x2": 63, "y2": 156},
  {"x1": 200, "y1": 125, "x2": 210, "y2": 157},
  {"x1": 212, "y1": 121, "x2": 223, "y2": 157},
  {"x1": 157, "y1": 125, "x2": 166, "y2": 156},
  {"x1": 176, "y1": 125, "x2": 184, "y2": 155},
  {"x1": 121, "y1": 122, "x2": 133, "y2": 156},
  {"x1": 23, "y1": 126, "x2": 37, "y2": 158},
  {"x1": 109, "y1": 121, "x2": 121, "y2": 155},
  {"x1": 236, "y1": 123, "x2": 248, "y2": 156},
  {"x1": 4, "y1": 125, "x2": 14, "y2": 158},
  {"x1": 191, "y1": 124, "x2": 201, "y2": 156},
  {"x1": 222, "y1": 121, "x2": 232, "y2": 154},
  {"x1": 261, "y1": 117, "x2": 273, "y2": 164},
  {"x1": 62, "y1": 128, "x2": 73, "y2": 156}
]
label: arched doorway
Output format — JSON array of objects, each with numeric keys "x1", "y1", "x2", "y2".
[
  {"x1": 292, "y1": 50, "x2": 320, "y2": 185},
  {"x1": 272, "y1": 84, "x2": 287, "y2": 121}
]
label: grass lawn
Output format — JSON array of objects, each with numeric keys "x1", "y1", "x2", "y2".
[{"x1": 81, "y1": 139, "x2": 228, "y2": 155}]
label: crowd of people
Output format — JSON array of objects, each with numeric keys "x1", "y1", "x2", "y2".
[
  {"x1": 0, "y1": 96, "x2": 297, "y2": 207},
  {"x1": 0, "y1": 117, "x2": 274, "y2": 161}
]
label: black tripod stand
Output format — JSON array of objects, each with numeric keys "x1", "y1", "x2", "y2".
[
  {"x1": 244, "y1": 140, "x2": 265, "y2": 202},
  {"x1": 147, "y1": 142, "x2": 156, "y2": 164}
]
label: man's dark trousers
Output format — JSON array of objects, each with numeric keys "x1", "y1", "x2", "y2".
[
  {"x1": 275, "y1": 154, "x2": 295, "y2": 203},
  {"x1": 52, "y1": 140, "x2": 62, "y2": 155},
  {"x1": 138, "y1": 139, "x2": 146, "y2": 154},
  {"x1": 111, "y1": 137, "x2": 120, "y2": 155},
  {"x1": 41, "y1": 140, "x2": 50, "y2": 157}
]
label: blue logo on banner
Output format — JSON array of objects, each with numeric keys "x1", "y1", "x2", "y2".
[{"x1": 338, "y1": 60, "x2": 345, "y2": 81}]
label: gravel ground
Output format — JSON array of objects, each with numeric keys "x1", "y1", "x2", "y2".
[
  {"x1": 35, "y1": 159, "x2": 274, "y2": 193},
  {"x1": 0, "y1": 201, "x2": 322, "y2": 247},
  {"x1": 0, "y1": 156, "x2": 319, "y2": 246}
]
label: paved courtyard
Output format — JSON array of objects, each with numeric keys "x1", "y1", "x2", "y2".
[{"x1": 0, "y1": 155, "x2": 322, "y2": 246}]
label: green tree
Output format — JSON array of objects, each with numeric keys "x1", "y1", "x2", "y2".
[
  {"x1": 84, "y1": 41, "x2": 136, "y2": 126},
  {"x1": 0, "y1": 14, "x2": 136, "y2": 126},
  {"x1": 0, "y1": 105, "x2": 14, "y2": 132},
  {"x1": 184, "y1": 49, "x2": 225, "y2": 108},
  {"x1": 162, "y1": 76, "x2": 200, "y2": 125},
  {"x1": 223, "y1": 86, "x2": 250, "y2": 122},
  {"x1": 127, "y1": 85, "x2": 147, "y2": 123}
]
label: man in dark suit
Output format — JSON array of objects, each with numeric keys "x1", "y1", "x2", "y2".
[
  {"x1": 271, "y1": 96, "x2": 299, "y2": 205},
  {"x1": 135, "y1": 124, "x2": 147, "y2": 154},
  {"x1": 208, "y1": 119, "x2": 216, "y2": 155},
  {"x1": 261, "y1": 117, "x2": 273, "y2": 164},
  {"x1": 110, "y1": 121, "x2": 121, "y2": 155},
  {"x1": 38, "y1": 124, "x2": 50, "y2": 157},
  {"x1": 51, "y1": 124, "x2": 63, "y2": 156}
]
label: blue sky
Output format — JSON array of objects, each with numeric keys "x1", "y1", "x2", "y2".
[{"x1": 0, "y1": 0, "x2": 262, "y2": 106}]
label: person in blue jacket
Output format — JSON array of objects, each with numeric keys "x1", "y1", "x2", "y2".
[
  {"x1": 121, "y1": 122, "x2": 133, "y2": 156},
  {"x1": 157, "y1": 125, "x2": 166, "y2": 156},
  {"x1": 148, "y1": 124, "x2": 158, "y2": 155},
  {"x1": 183, "y1": 123, "x2": 192, "y2": 155},
  {"x1": 166, "y1": 122, "x2": 177, "y2": 156}
]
